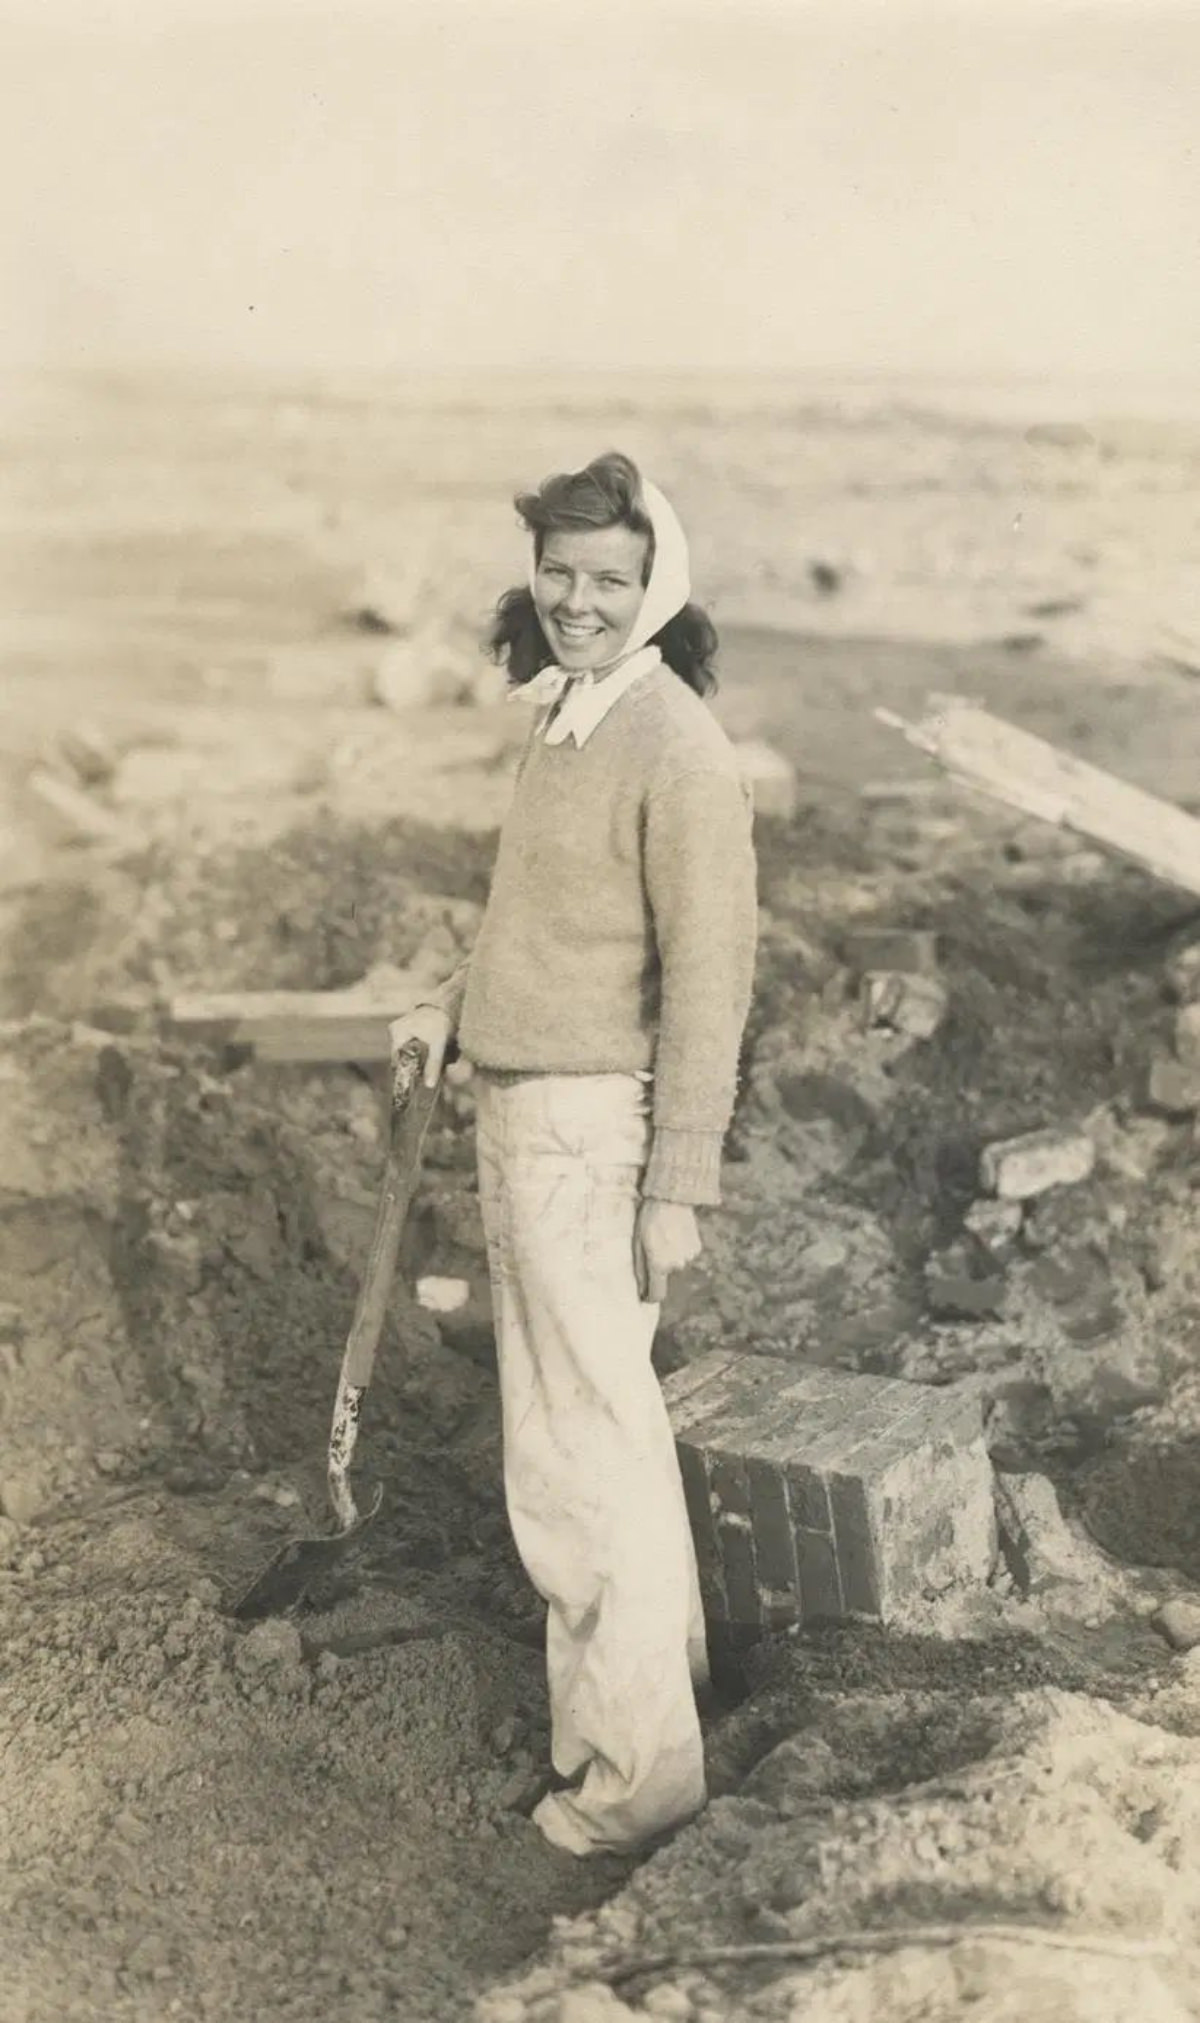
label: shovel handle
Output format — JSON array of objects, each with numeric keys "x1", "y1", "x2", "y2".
[{"x1": 330, "y1": 1034, "x2": 442, "y2": 1417}]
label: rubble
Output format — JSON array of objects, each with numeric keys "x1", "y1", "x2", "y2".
[
  {"x1": 863, "y1": 969, "x2": 947, "y2": 1038},
  {"x1": 1146, "y1": 1053, "x2": 1200, "y2": 1117},
  {"x1": 979, "y1": 1127, "x2": 1096, "y2": 1201},
  {"x1": 418, "y1": 1275, "x2": 472, "y2": 1314},
  {"x1": 963, "y1": 1199, "x2": 1023, "y2": 1247},
  {"x1": 1153, "y1": 1598, "x2": 1200, "y2": 1652}
]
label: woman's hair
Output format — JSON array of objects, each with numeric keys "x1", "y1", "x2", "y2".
[{"x1": 486, "y1": 450, "x2": 719, "y2": 697}]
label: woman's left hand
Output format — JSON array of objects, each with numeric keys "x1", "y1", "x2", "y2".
[{"x1": 634, "y1": 1200, "x2": 703, "y2": 1306}]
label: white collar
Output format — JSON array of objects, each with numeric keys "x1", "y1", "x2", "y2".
[{"x1": 513, "y1": 644, "x2": 660, "y2": 748}]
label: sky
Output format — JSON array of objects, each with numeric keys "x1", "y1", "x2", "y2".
[{"x1": 3, "y1": 0, "x2": 1199, "y2": 382}]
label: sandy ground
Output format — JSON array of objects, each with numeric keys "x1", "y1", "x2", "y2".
[{"x1": 3, "y1": 373, "x2": 1200, "y2": 2022}]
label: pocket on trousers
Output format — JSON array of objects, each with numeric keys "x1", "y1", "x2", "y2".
[
  {"x1": 583, "y1": 1162, "x2": 644, "y2": 1275},
  {"x1": 507, "y1": 1156, "x2": 589, "y2": 1273}
]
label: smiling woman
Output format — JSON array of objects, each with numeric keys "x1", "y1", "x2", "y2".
[
  {"x1": 385, "y1": 450, "x2": 758, "y2": 1860},
  {"x1": 488, "y1": 453, "x2": 719, "y2": 695},
  {"x1": 535, "y1": 522, "x2": 647, "y2": 670}
]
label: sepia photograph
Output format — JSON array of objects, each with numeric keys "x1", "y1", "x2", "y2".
[{"x1": 2, "y1": 1, "x2": 1200, "y2": 2017}]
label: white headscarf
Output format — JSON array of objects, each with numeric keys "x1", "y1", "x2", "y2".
[{"x1": 525, "y1": 474, "x2": 691, "y2": 682}]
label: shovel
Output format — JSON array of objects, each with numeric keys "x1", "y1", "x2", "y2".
[{"x1": 228, "y1": 1036, "x2": 443, "y2": 1620}]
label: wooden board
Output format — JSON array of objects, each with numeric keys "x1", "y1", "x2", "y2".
[
  {"x1": 876, "y1": 697, "x2": 1200, "y2": 901},
  {"x1": 168, "y1": 983, "x2": 426, "y2": 1063}
]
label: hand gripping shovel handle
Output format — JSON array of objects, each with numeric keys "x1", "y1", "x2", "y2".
[{"x1": 327, "y1": 1037, "x2": 442, "y2": 1530}]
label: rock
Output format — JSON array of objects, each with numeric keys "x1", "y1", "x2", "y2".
[
  {"x1": 993, "y1": 1470, "x2": 1131, "y2": 1612},
  {"x1": 1146, "y1": 1054, "x2": 1200, "y2": 1117},
  {"x1": 863, "y1": 971, "x2": 948, "y2": 1039},
  {"x1": 1164, "y1": 931, "x2": 1200, "y2": 1004},
  {"x1": 0, "y1": 1467, "x2": 49, "y2": 1525},
  {"x1": 1153, "y1": 1597, "x2": 1200, "y2": 1652},
  {"x1": 979, "y1": 1128, "x2": 1095, "y2": 1201},
  {"x1": 734, "y1": 741, "x2": 797, "y2": 821},
  {"x1": 58, "y1": 721, "x2": 117, "y2": 786},
  {"x1": 371, "y1": 631, "x2": 473, "y2": 712},
  {"x1": 490, "y1": 1714, "x2": 518, "y2": 1756},
  {"x1": 555, "y1": 1987, "x2": 641, "y2": 2023},
  {"x1": 371, "y1": 644, "x2": 446, "y2": 711},
  {"x1": 642, "y1": 1988, "x2": 694, "y2": 2019},
  {"x1": 236, "y1": 1620, "x2": 303, "y2": 1672},
  {"x1": 476, "y1": 1998, "x2": 528, "y2": 2023},
  {"x1": 416, "y1": 1275, "x2": 471, "y2": 1314},
  {"x1": 964, "y1": 1199, "x2": 1023, "y2": 1247},
  {"x1": 844, "y1": 927, "x2": 939, "y2": 976}
]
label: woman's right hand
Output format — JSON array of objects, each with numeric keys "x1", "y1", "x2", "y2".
[{"x1": 387, "y1": 1004, "x2": 452, "y2": 1089}]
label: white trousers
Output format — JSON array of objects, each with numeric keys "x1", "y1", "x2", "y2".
[{"x1": 475, "y1": 1069, "x2": 708, "y2": 1857}]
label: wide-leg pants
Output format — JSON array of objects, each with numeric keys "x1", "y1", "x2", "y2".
[{"x1": 474, "y1": 1068, "x2": 708, "y2": 1856}]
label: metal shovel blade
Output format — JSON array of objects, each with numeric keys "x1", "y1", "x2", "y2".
[{"x1": 226, "y1": 1485, "x2": 384, "y2": 1621}]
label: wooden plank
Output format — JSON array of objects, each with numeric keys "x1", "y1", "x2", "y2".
[
  {"x1": 876, "y1": 697, "x2": 1200, "y2": 901},
  {"x1": 28, "y1": 766, "x2": 129, "y2": 844},
  {"x1": 168, "y1": 982, "x2": 425, "y2": 1062}
]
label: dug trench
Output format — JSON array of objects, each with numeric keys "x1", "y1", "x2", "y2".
[{"x1": 5, "y1": 768, "x2": 1200, "y2": 2023}]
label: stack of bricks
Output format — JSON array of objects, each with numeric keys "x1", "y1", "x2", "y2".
[{"x1": 665, "y1": 1350, "x2": 995, "y2": 1643}]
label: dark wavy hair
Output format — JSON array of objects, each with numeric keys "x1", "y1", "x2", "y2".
[{"x1": 486, "y1": 451, "x2": 719, "y2": 697}]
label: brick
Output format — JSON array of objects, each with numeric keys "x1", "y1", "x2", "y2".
[
  {"x1": 745, "y1": 1456, "x2": 799, "y2": 1595},
  {"x1": 1176, "y1": 1003, "x2": 1200, "y2": 1068},
  {"x1": 676, "y1": 1442, "x2": 726, "y2": 1622},
  {"x1": 979, "y1": 1128, "x2": 1095, "y2": 1200},
  {"x1": 828, "y1": 1473, "x2": 881, "y2": 1615},
  {"x1": 1147, "y1": 1054, "x2": 1200, "y2": 1117},
  {"x1": 710, "y1": 1473, "x2": 759, "y2": 1628},
  {"x1": 864, "y1": 972, "x2": 948, "y2": 1039},
  {"x1": 844, "y1": 928, "x2": 940, "y2": 977},
  {"x1": 666, "y1": 1352, "x2": 994, "y2": 1632},
  {"x1": 664, "y1": 1351, "x2": 743, "y2": 1431},
  {"x1": 1154, "y1": 1598, "x2": 1200, "y2": 1652},
  {"x1": 735, "y1": 740, "x2": 798, "y2": 821},
  {"x1": 964, "y1": 1198, "x2": 1024, "y2": 1246},
  {"x1": 796, "y1": 1528, "x2": 844, "y2": 1621}
]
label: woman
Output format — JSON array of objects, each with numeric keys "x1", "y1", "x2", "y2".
[{"x1": 388, "y1": 452, "x2": 758, "y2": 1858}]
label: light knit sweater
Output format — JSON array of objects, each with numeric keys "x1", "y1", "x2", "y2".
[{"x1": 425, "y1": 660, "x2": 758, "y2": 1205}]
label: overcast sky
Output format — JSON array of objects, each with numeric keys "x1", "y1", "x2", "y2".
[{"x1": 3, "y1": 0, "x2": 1198, "y2": 382}]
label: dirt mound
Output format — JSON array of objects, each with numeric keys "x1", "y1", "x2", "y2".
[
  {"x1": 0, "y1": 1493, "x2": 625, "y2": 2023},
  {"x1": 479, "y1": 1683, "x2": 1200, "y2": 2022},
  {"x1": 0, "y1": 1007, "x2": 495, "y2": 1532}
]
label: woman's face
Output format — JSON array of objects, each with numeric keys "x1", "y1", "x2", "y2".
[{"x1": 533, "y1": 524, "x2": 649, "y2": 672}]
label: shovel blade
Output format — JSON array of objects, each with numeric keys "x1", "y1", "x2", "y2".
[{"x1": 226, "y1": 1486, "x2": 383, "y2": 1621}]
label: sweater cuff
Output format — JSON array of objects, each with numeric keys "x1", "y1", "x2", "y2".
[{"x1": 642, "y1": 1127, "x2": 724, "y2": 1207}]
